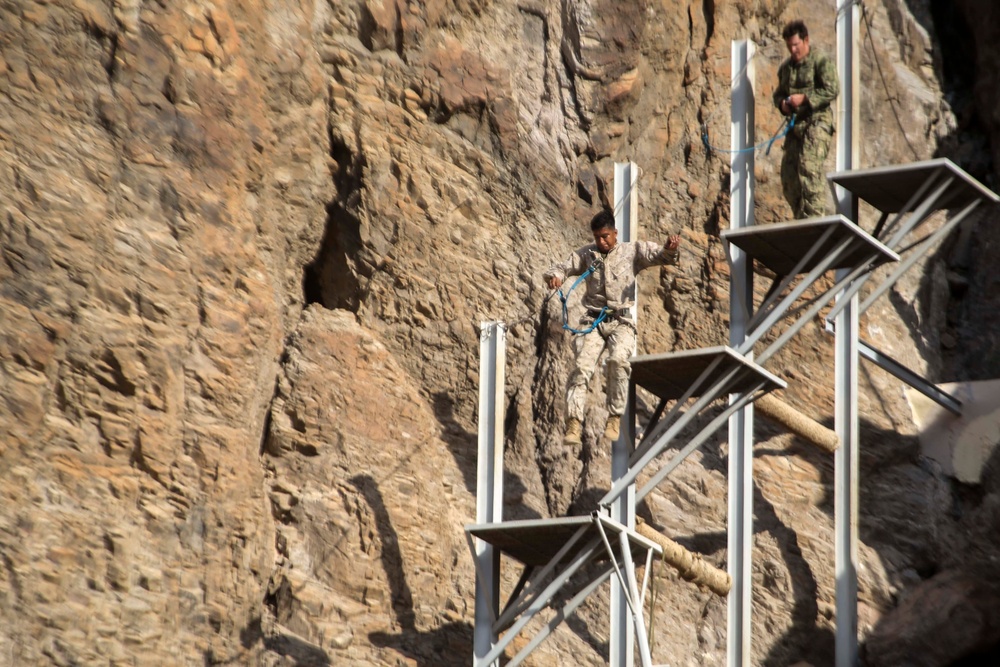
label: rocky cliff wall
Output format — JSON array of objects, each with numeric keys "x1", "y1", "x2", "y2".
[{"x1": 0, "y1": 0, "x2": 998, "y2": 666}]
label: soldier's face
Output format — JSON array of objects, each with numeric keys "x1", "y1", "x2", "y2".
[
  {"x1": 786, "y1": 34, "x2": 810, "y2": 63},
  {"x1": 593, "y1": 227, "x2": 617, "y2": 253}
]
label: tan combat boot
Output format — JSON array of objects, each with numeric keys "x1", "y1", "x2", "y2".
[
  {"x1": 564, "y1": 418, "x2": 583, "y2": 445},
  {"x1": 603, "y1": 415, "x2": 621, "y2": 441}
]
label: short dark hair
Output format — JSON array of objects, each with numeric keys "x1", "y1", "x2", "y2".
[
  {"x1": 782, "y1": 20, "x2": 808, "y2": 41},
  {"x1": 589, "y1": 208, "x2": 616, "y2": 232}
]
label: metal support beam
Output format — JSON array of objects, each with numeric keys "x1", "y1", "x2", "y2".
[
  {"x1": 858, "y1": 340, "x2": 962, "y2": 415},
  {"x1": 611, "y1": 160, "x2": 639, "y2": 667},
  {"x1": 835, "y1": 4, "x2": 861, "y2": 665},
  {"x1": 478, "y1": 536, "x2": 605, "y2": 667},
  {"x1": 834, "y1": 291, "x2": 860, "y2": 667},
  {"x1": 492, "y1": 524, "x2": 593, "y2": 632},
  {"x1": 824, "y1": 176, "x2": 955, "y2": 322},
  {"x1": 505, "y1": 565, "x2": 616, "y2": 666},
  {"x1": 856, "y1": 199, "x2": 980, "y2": 317},
  {"x1": 604, "y1": 361, "x2": 742, "y2": 505},
  {"x1": 728, "y1": 38, "x2": 755, "y2": 667},
  {"x1": 639, "y1": 380, "x2": 768, "y2": 503},
  {"x1": 474, "y1": 322, "x2": 506, "y2": 667},
  {"x1": 468, "y1": 514, "x2": 662, "y2": 667}
]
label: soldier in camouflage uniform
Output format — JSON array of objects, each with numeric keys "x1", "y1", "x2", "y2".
[
  {"x1": 773, "y1": 20, "x2": 840, "y2": 219},
  {"x1": 544, "y1": 209, "x2": 681, "y2": 445}
]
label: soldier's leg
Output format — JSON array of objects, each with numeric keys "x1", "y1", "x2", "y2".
[
  {"x1": 603, "y1": 321, "x2": 637, "y2": 417},
  {"x1": 566, "y1": 329, "x2": 607, "y2": 422},
  {"x1": 601, "y1": 321, "x2": 637, "y2": 441},
  {"x1": 799, "y1": 123, "x2": 834, "y2": 217},
  {"x1": 781, "y1": 135, "x2": 805, "y2": 218}
]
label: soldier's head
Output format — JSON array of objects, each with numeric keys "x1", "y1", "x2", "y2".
[
  {"x1": 590, "y1": 209, "x2": 618, "y2": 253},
  {"x1": 782, "y1": 20, "x2": 810, "y2": 64}
]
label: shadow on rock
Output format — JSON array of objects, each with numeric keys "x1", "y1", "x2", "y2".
[
  {"x1": 754, "y1": 481, "x2": 832, "y2": 667},
  {"x1": 238, "y1": 617, "x2": 331, "y2": 667},
  {"x1": 432, "y1": 392, "x2": 479, "y2": 494},
  {"x1": 432, "y1": 391, "x2": 541, "y2": 521},
  {"x1": 369, "y1": 624, "x2": 474, "y2": 667},
  {"x1": 351, "y1": 473, "x2": 475, "y2": 665},
  {"x1": 263, "y1": 634, "x2": 332, "y2": 667}
]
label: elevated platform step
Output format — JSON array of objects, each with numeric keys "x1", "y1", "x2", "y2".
[
  {"x1": 630, "y1": 345, "x2": 786, "y2": 401},
  {"x1": 467, "y1": 514, "x2": 659, "y2": 567},
  {"x1": 721, "y1": 215, "x2": 898, "y2": 276},
  {"x1": 828, "y1": 158, "x2": 998, "y2": 213},
  {"x1": 465, "y1": 513, "x2": 662, "y2": 666}
]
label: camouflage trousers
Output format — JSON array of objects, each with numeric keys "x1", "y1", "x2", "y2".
[
  {"x1": 565, "y1": 318, "x2": 636, "y2": 421},
  {"x1": 781, "y1": 120, "x2": 835, "y2": 219}
]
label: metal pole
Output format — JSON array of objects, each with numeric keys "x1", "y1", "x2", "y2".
[
  {"x1": 610, "y1": 161, "x2": 639, "y2": 667},
  {"x1": 835, "y1": 4, "x2": 861, "y2": 666},
  {"x1": 473, "y1": 322, "x2": 506, "y2": 667},
  {"x1": 727, "y1": 38, "x2": 755, "y2": 667}
]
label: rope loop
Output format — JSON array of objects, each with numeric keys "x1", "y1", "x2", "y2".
[
  {"x1": 557, "y1": 259, "x2": 610, "y2": 335},
  {"x1": 702, "y1": 113, "x2": 796, "y2": 156}
]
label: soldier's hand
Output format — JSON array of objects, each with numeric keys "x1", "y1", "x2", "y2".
[
  {"x1": 546, "y1": 275, "x2": 562, "y2": 290},
  {"x1": 664, "y1": 235, "x2": 681, "y2": 252}
]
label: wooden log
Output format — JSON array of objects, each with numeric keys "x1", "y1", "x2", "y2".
[
  {"x1": 635, "y1": 520, "x2": 731, "y2": 597},
  {"x1": 755, "y1": 392, "x2": 839, "y2": 453}
]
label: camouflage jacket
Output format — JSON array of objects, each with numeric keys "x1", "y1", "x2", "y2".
[
  {"x1": 543, "y1": 241, "x2": 678, "y2": 316},
  {"x1": 772, "y1": 49, "x2": 839, "y2": 129}
]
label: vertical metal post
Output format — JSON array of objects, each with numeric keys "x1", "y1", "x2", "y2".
[
  {"x1": 727, "y1": 39, "x2": 756, "y2": 667},
  {"x1": 610, "y1": 161, "x2": 639, "y2": 667},
  {"x1": 835, "y1": 5, "x2": 861, "y2": 666},
  {"x1": 474, "y1": 322, "x2": 506, "y2": 667}
]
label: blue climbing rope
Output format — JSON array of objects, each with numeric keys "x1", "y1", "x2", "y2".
[
  {"x1": 557, "y1": 261, "x2": 610, "y2": 335},
  {"x1": 702, "y1": 114, "x2": 796, "y2": 156}
]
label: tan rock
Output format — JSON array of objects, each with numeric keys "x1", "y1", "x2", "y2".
[{"x1": 0, "y1": 1, "x2": 997, "y2": 666}]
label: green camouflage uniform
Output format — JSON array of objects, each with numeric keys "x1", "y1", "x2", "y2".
[
  {"x1": 773, "y1": 48, "x2": 839, "y2": 218},
  {"x1": 544, "y1": 241, "x2": 678, "y2": 420}
]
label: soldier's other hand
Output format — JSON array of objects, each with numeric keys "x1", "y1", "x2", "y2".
[
  {"x1": 546, "y1": 276, "x2": 563, "y2": 290},
  {"x1": 788, "y1": 93, "x2": 806, "y2": 109},
  {"x1": 664, "y1": 235, "x2": 681, "y2": 252}
]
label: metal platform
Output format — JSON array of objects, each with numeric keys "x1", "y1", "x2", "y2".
[
  {"x1": 824, "y1": 159, "x2": 998, "y2": 415},
  {"x1": 828, "y1": 158, "x2": 998, "y2": 213},
  {"x1": 596, "y1": 347, "x2": 787, "y2": 509},
  {"x1": 721, "y1": 215, "x2": 901, "y2": 368},
  {"x1": 631, "y1": 346, "x2": 785, "y2": 401},
  {"x1": 464, "y1": 512, "x2": 662, "y2": 667},
  {"x1": 721, "y1": 215, "x2": 898, "y2": 276},
  {"x1": 467, "y1": 515, "x2": 659, "y2": 567}
]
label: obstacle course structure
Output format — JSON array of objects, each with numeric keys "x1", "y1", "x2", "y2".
[{"x1": 466, "y1": 17, "x2": 998, "y2": 665}]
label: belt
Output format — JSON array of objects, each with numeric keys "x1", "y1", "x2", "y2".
[{"x1": 587, "y1": 307, "x2": 632, "y2": 319}]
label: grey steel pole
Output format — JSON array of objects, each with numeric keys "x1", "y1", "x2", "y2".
[
  {"x1": 610, "y1": 161, "x2": 639, "y2": 667},
  {"x1": 727, "y1": 39, "x2": 755, "y2": 667},
  {"x1": 473, "y1": 322, "x2": 506, "y2": 667},
  {"x1": 835, "y1": 4, "x2": 861, "y2": 666}
]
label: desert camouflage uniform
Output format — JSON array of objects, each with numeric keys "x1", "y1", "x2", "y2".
[
  {"x1": 544, "y1": 241, "x2": 678, "y2": 421},
  {"x1": 773, "y1": 48, "x2": 839, "y2": 219}
]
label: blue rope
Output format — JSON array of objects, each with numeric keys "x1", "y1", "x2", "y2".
[
  {"x1": 702, "y1": 114, "x2": 795, "y2": 156},
  {"x1": 557, "y1": 262, "x2": 610, "y2": 335}
]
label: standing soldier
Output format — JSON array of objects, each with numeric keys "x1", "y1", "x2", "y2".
[
  {"x1": 773, "y1": 19, "x2": 840, "y2": 219},
  {"x1": 544, "y1": 209, "x2": 681, "y2": 445}
]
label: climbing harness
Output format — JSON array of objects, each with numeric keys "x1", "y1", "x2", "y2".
[
  {"x1": 557, "y1": 255, "x2": 612, "y2": 335},
  {"x1": 702, "y1": 113, "x2": 796, "y2": 157}
]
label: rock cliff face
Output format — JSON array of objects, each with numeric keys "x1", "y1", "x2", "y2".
[{"x1": 0, "y1": 1, "x2": 998, "y2": 666}]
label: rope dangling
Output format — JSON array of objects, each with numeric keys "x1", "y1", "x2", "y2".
[
  {"x1": 765, "y1": 113, "x2": 795, "y2": 156},
  {"x1": 702, "y1": 112, "x2": 796, "y2": 156}
]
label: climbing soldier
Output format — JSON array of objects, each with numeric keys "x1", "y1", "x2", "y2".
[
  {"x1": 543, "y1": 209, "x2": 681, "y2": 446},
  {"x1": 773, "y1": 19, "x2": 840, "y2": 219}
]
